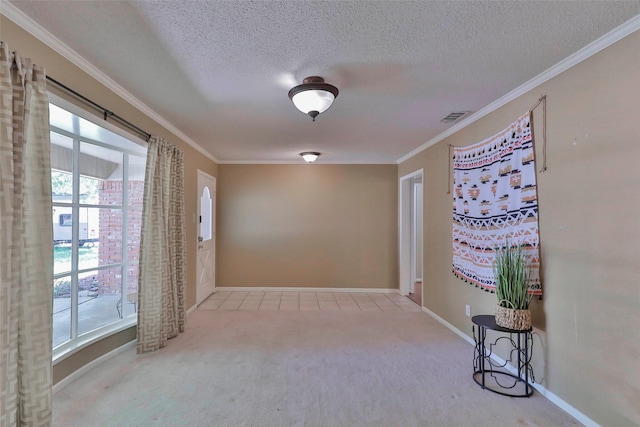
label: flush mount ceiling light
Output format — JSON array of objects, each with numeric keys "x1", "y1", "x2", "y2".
[
  {"x1": 300, "y1": 152, "x2": 320, "y2": 163},
  {"x1": 288, "y1": 76, "x2": 339, "y2": 121}
]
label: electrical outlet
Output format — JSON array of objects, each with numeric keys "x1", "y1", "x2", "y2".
[{"x1": 465, "y1": 305, "x2": 471, "y2": 317}]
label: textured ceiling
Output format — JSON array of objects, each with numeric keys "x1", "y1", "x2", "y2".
[{"x1": 6, "y1": 1, "x2": 640, "y2": 163}]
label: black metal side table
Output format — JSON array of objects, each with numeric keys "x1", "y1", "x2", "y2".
[{"x1": 472, "y1": 314, "x2": 534, "y2": 397}]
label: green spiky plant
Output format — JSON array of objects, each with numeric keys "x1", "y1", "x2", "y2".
[{"x1": 494, "y1": 241, "x2": 533, "y2": 310}]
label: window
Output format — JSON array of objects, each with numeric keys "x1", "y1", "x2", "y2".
[
  {"x1": 50, "y1": 97, "x2": 147, "y2": 358},
  {"x1": 200, "y1": 187, "x2": 212, "y2": 241}
]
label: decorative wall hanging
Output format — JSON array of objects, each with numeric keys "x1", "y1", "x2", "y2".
[{"x1": 452, "y1": 112, "x2": 542, "y2": 295}]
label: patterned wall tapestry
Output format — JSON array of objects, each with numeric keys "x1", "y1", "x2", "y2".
[{"x1": 452, "y1": 112, "x2": 542, "y2": 295}]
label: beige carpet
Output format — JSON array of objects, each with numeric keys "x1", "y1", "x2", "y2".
[{"x1": 53, "y1": 309, "x2": 581, "y2": 426}]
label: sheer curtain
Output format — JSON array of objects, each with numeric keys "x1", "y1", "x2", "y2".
[
  {"x1": 0, "y1": 42, "x2": 53, "y2": 426},
  {"x1": 137, "y1": 136, "x2": 186, "y2": 354}
]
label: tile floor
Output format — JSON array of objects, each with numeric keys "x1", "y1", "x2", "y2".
[{"x1": 199, "y1": 290, "x2": 422, "y2": 312}]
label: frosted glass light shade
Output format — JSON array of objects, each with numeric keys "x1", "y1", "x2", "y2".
[
  {"x1": 300, "y1": 152, "x2": 320, "y2": 163},
  {"x1": 288, "y1": 76, "x2": 339, "y2": 121},
  {"x1": 291, "y1": 90, "x2": 335, "y2": 114}
]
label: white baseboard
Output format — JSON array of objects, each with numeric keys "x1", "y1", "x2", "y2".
[
  {"x1": 52, "y1": 340, "x2": 136, "y2": 395},
  {"x1": 422, "y1": 306, "x2": 475, "y2": 346},
  {"x1": 186, "y1": 304, "x2": 198, "y2": 316},
  {"x1": 214, "y1": 286, "x2": 399, "y2": 294},
  {"x1": 421, "y1": 306, "x2": 599, "y2": 427},
  {"x1": 530, "y1": 385, "x2": 600, "y2": 427}
]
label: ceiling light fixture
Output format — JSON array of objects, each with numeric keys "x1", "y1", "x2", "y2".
[
  {"x1": 288, "y1": 76, "x2": 339, "y2": 121},
  {"x1": 300, "y1": 152, "x2": 320, "y2": 163}
]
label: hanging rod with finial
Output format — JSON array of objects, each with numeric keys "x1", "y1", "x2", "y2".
[{"x1": 46, "y1": 75, "x2": 152, "y2": 141}]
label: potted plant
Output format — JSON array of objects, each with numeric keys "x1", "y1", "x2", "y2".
[{"x1": 493, "y1": 240, "x2": 533, "y2": 330}]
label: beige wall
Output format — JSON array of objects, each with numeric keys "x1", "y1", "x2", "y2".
[
  {"x1": 217, "y1": 164, "x2": 398, "y2": 289},
  {"x1": 2, "y1": 15, "x2": 218, "y2": 383},
  {"x1": 400, "y1": 31, "x2": 640, "y2": 426}
]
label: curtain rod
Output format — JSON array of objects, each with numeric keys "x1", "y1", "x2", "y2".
[{"x1": 46, "y1": 76, "x2": 152, "y2": 141}]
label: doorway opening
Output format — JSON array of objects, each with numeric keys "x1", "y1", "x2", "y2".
[
  {"x1": 399, "y1": 169, "x2": 423, "y2": 306},
  {"x1": 196, "y1": 170, "x2": 216, "y2": 305}
]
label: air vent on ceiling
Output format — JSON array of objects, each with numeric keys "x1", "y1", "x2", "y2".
[{"x1": 440, "y1": 111, "x2": 472, "y2": 123}]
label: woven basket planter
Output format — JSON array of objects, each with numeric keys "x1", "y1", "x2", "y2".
[{"x1": 495, "y1": 304, "x2": 531, "y2": 330}]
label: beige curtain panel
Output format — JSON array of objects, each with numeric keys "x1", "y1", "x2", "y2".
[
  {"x1": 0, "y1": 42, "x2": 54, "y2": 426},
  {"x1": 137, "y1": 136, "x2": 186, "y2": 354}
]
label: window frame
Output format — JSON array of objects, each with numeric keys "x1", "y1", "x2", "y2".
[{"x1": 49, "y1": 93, "x2": 147, "y2": 363}]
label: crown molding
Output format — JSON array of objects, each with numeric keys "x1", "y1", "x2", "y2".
[
  {"x1": 219, "y1": 160, "x2": 397, "y2": 165},
  {"x1": 397, "y1": 14, "x2": 640, "y2": 164},
  {"x1": 2, "y1": 2, "x2": 220, "y2": 164}
]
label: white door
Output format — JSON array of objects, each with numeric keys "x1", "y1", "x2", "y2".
[{"x1": 196, "y1": 170, "x2": 216, "y2": 305}]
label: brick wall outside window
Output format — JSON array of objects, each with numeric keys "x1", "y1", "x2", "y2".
[{"x1": 97, "y1": 180, "x2": 144, "y2": 295}]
